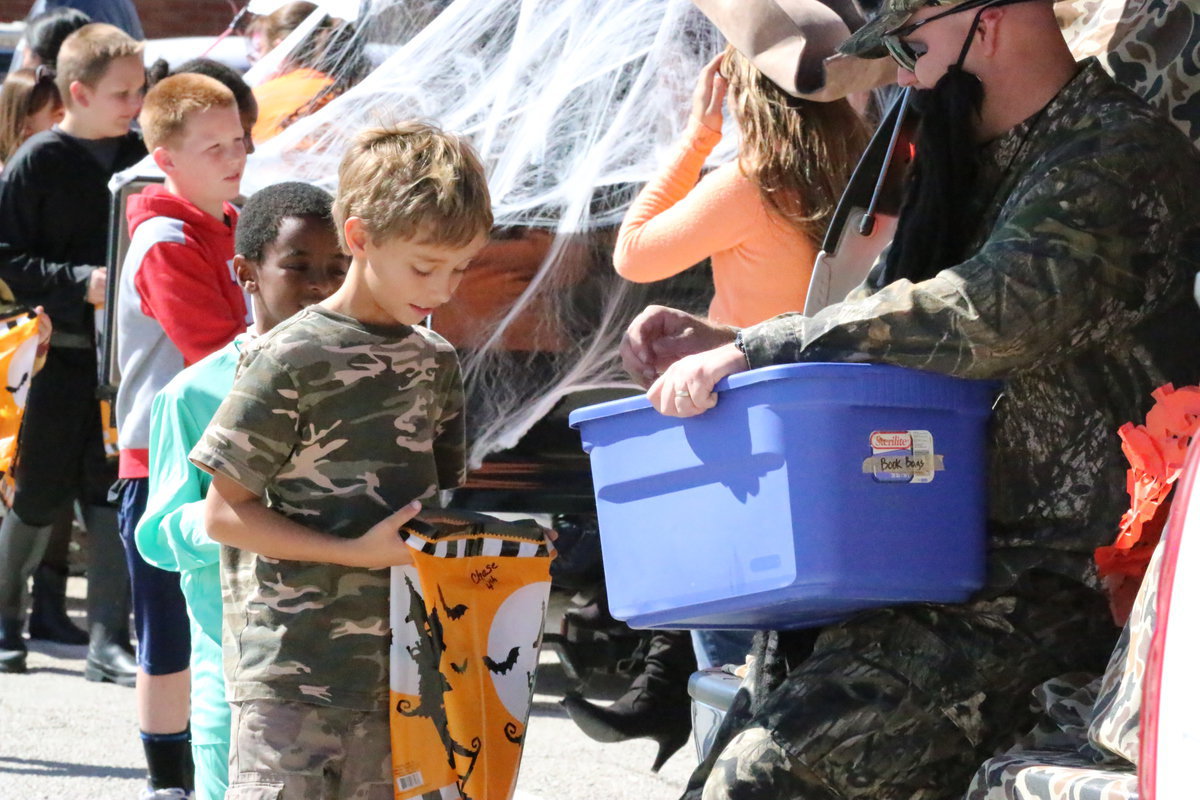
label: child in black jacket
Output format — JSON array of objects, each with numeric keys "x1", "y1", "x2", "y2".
[{"x1": 0, "y1": 23, "x2": 145, "y2": 689}]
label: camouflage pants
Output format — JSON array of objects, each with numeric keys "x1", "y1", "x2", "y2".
[
  {"x1": 683, "y1": 571, "x2": 1118, "y2": 800},
  {"x1": 227, "y1": 699, "x2": 392, "y2": 800}
]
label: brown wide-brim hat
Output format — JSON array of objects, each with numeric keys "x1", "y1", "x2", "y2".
[{"x1": 692, "y1": 0, "x2": 898, "y2": 100}]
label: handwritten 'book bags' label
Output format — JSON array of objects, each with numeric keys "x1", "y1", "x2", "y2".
[{"x1": 862, "y1": 430, "x2": 945, "y2": 484}]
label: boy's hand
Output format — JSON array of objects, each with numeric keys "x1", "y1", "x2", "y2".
[
  {"x1": 86, "y1": 267, "x2": 108, "y2": 306},
  {"x1": 342, "y1": 501, "x2": 423, "y2": 568},
  {"x1": 32, "y1": 305, "x2": 51, "y2": 362},
  {"x1": 205, "y1": 473, "x2": 425, "y2": 567},
  {"x1": 31, "y1": 309, "x2": 50, "y2": 376}
]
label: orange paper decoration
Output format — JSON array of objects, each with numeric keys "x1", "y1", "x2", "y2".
[{"x1": 1096, "y1": 384, "x2": 1200, "y2": 623}]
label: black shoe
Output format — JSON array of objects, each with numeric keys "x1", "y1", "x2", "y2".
[
  {"x1": 562, "y1": 690, "x2": 690, "y2": 772},
  {"x1": 28, "y1": 564, "x2": 88, "y2": 645},
  {"x1": 560, "y1": 630, "x2": 695, "y2": 772},
  {"x1": 0, "y1": 616, "x2": 27, "y2": 674},
  {"x1": 84, "y1": 639, "x2": 136, "y2": 686}
]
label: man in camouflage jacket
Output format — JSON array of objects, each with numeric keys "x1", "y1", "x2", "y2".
[{"x1": 620, "y1": 0, "x2": 1200, "y2": 797}]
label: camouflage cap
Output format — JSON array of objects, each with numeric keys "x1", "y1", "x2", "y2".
[{"x1": 839, "y1": 0, "x2": 971, "y2": 59}]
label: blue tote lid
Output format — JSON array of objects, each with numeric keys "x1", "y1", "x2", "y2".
[{"x1": 569, "y1": 362, "x2": 999, "y2": 428}]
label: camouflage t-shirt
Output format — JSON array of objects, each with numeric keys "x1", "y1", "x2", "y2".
[
  {"x1": 189, "y1": 305, "x2": 466, "y2": 711},
  {"x1": 741, "y1": 59, "x2": 1200, "y2": 590}
]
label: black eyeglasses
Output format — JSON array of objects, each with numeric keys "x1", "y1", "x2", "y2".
[{"x1": 882, "y1": 0, "x2": 1020, "y2": 72}]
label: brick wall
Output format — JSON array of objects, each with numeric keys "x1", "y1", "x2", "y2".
[
  {"x1": 0, "y1": 1, "x2": 236, "y2": 39},
  {"x1": 137, "y1": 1, "x2": 235, "y2": 39}
]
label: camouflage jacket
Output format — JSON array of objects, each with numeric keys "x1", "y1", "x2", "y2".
[
  {"x1": 740, "y1": 59, "x2": 1200, "y2": 589},
  {"x1": 190, "y1": 306, "x2": 466, "y2": 711}
]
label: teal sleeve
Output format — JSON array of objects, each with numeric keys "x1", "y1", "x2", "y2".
[{"x1": 134, "y1": 388, "x2": 218, "y2": 573}]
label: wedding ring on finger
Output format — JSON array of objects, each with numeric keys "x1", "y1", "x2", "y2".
[{"x1": 674, "y1": 389, "x2": 691, "y2": 399}]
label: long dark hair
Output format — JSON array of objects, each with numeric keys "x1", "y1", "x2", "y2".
[
  {"x1": 25, "y1": 7, "x2": 91, "y2": 67},
  {"x1": 882, "y1": 66, "x2": 985, "y2": 285},
  {"x1": 147, "y1": 57, "x2": 257, "y2": 121}
]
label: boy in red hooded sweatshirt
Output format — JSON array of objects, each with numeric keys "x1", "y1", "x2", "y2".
[{"x1": 114, "y1": 71, "x2": 249, "y2": 799}]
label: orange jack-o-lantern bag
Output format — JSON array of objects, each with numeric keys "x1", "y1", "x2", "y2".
[
  {"x1": 390, "y1": 510, "x2": 553, "y2": 800},
  {"x1": 0, "y1": 308, "x2": 46, "y2": 504}
]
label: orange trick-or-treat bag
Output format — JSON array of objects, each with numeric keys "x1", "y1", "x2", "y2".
[
  {"x1": 0, "y1": 309, "x2": 45, "y2": 503},
  {"x1": 390, "y1": 510, "x2": 553, "y2": 800}
]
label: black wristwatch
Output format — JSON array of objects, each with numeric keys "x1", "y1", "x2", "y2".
[{"x1": 733, "y1": 329, "x2": 750, "y2": 368}]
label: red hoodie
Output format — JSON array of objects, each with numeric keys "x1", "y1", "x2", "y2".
[{"x1": 115, "y1": 184, "x2": 248, "y2": 478}]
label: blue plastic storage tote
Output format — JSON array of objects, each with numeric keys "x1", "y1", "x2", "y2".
[{"x1": 568, "y1": 363, "x2": 997, "y2": 629}]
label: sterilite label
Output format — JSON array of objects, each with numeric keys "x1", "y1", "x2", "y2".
[{"x1": 862, "y1": 430, "x2": 945, "y2": 484}]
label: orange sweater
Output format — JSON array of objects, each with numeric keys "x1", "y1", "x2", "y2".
[
  {"x1": 251, "y1": 68, "x2": 335, "y2": 143},
  {"x1": 613, "y1": 121, "x2": 817, "y2": 327}
]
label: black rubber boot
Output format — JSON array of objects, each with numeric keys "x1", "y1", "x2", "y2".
[
  {"x1": 82, "y1": 505, "x2": 136, "y2": 687},
  {"x1": 0, "y1": 509, "x2": 52, "y2": 673},
  {"x1": 0, "y1": 510, "x2": 53, "y2": 614},
  {"x1": 0, "y1": 615, "x2": 26, "y2": 673},
  {"x1": 28, "y1": 564, "x2": 88, "y2": 645},
  {"x1": 561, "y1": 629, "x2": 697, "y2": 772}
]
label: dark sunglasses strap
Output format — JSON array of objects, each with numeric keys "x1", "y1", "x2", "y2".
[{"x1": 955, "y1": 0, "x2": 1038, "y2": 67}]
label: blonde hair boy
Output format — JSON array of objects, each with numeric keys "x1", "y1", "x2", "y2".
[
  {"x1": 139, "y1": 73, "x2": 236, "y2": 151},
  {"x1": 54, "y1": 23, "x2": 142, "y2": 104},
  {"x1": 194, "y1": 120, "x2": 492, "y2": 795},
  {"x1": 333, "y1": 121, "x2": 493, "y2": 250}
]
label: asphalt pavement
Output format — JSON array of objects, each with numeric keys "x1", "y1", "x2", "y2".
[{"x1": 0, "y1": 577, "x2": 699, "y2": 800}]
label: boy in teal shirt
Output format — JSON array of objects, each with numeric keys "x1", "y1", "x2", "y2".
[{"x1": 134, "y1": 182, "x2": 349, "y2": 800}]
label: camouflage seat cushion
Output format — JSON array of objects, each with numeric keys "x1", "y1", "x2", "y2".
[
  {"x1": 966, "y1": 541, "x2": 1164, "y2": 800},
  {"x1": 1059, "y1": 0, "x2": 1200, "y2": 146},
  {"x1": 968, "y1": 751, "x2": 1136, "y2": 800}
]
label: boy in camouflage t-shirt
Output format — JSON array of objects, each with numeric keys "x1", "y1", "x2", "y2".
[{"x1": 191, "y1": 122, "x2": 492, "y2": 799}]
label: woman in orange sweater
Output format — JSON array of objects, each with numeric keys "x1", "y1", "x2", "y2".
[
  {"x1": 613, "y1": 45, "x2": 870, "y2": 328},
  {"x1": 564, "y1": 45, "x2": 873, "y2": 773}
]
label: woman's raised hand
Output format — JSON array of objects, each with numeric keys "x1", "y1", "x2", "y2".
[{"x1": 691, "y1": 53, "x2": 727, "y2": 133}]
